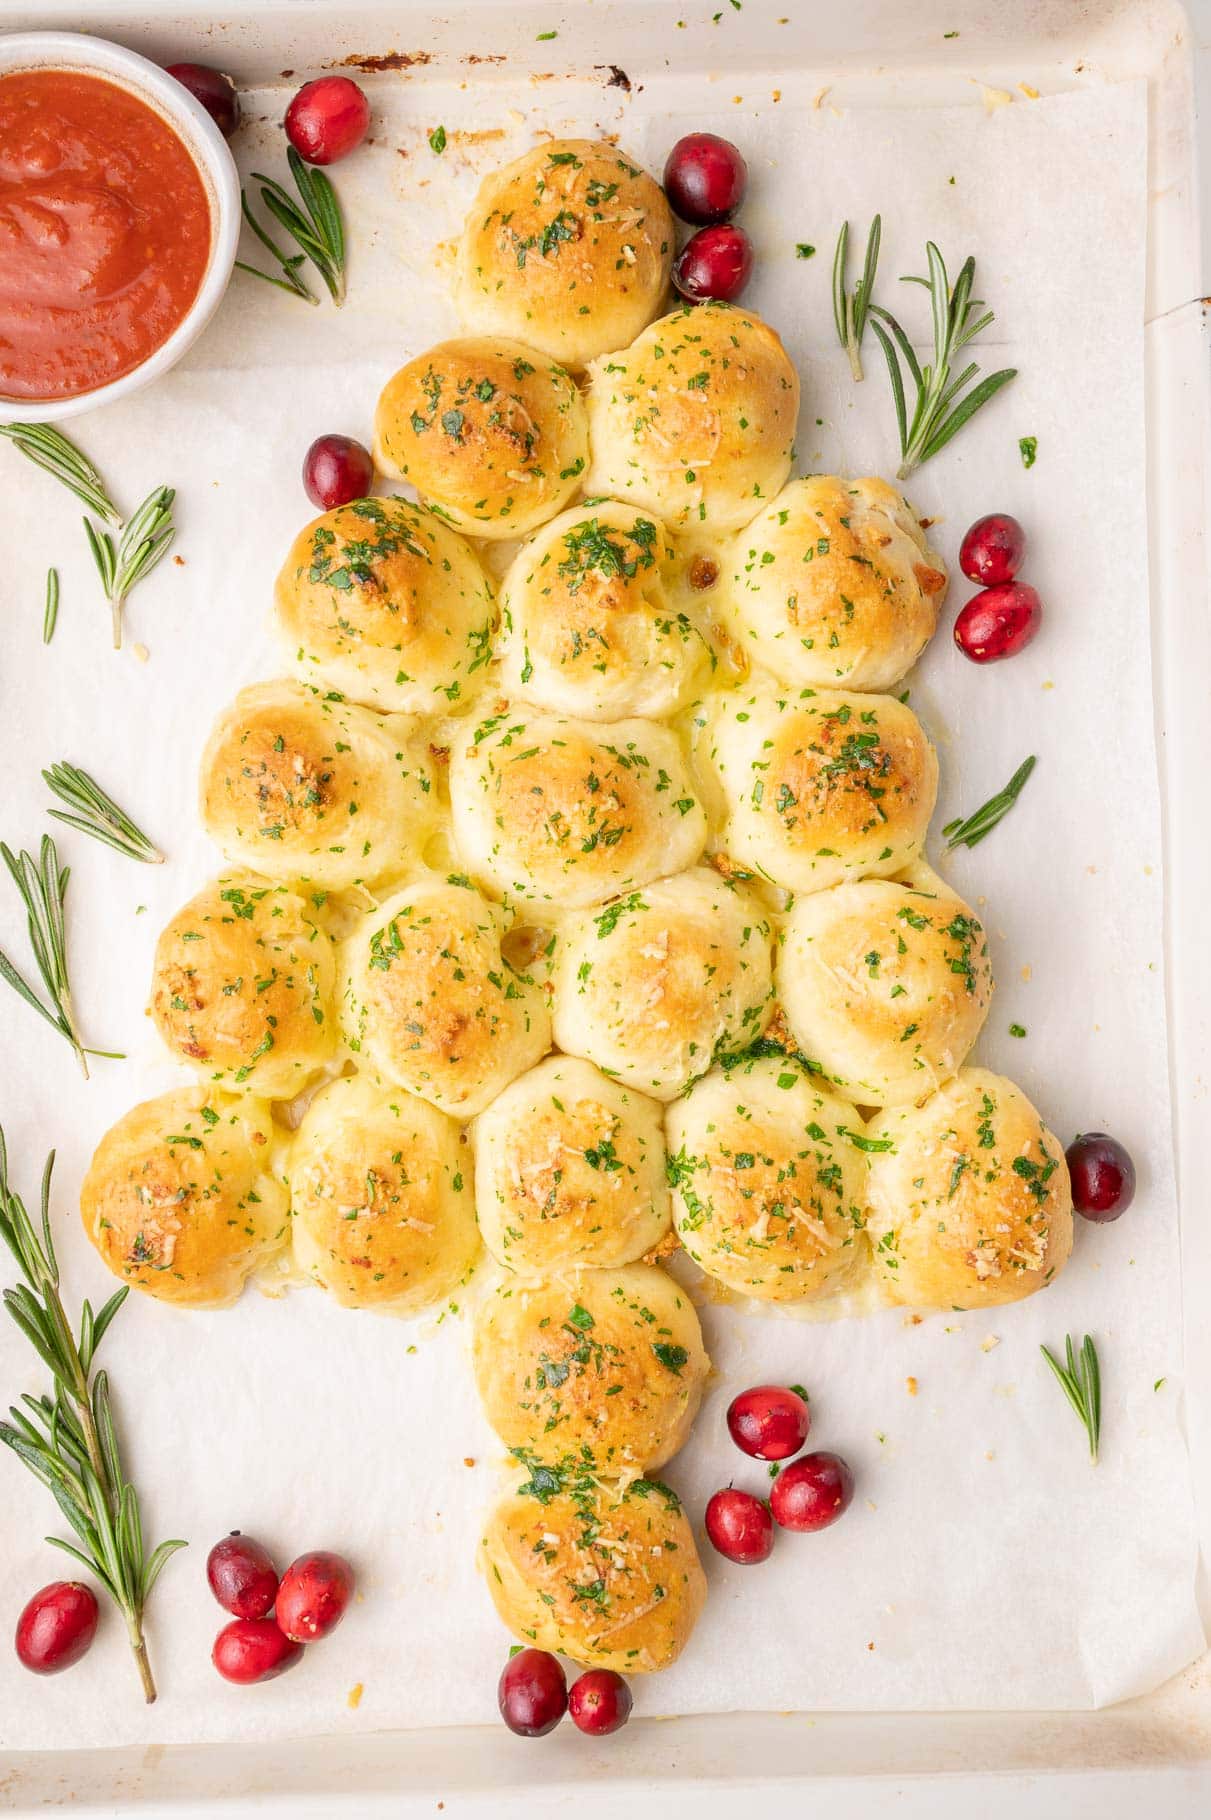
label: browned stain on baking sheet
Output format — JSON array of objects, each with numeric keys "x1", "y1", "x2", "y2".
[
  {"x1": 338, "y1": 50, "x2": 432, "y2": 72},
  {"x1": 597, "y1": 64, "x2": 632, "y2": 91}
]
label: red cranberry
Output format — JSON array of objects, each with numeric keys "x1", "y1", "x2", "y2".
[
  {"x1": 568, "y1": 1668, "x2": 633, "y2": 1736},
  {"x1": 769, "y1": 1451, "x2": 855, "y2": 1533},
  {"x1": 726, "y1": 1384, "x2": 810, "y2": 1460},
  {"x1": 303, "y1": 434, "x2": 374, "y2": 511},
  {"x1": 673, "y1": 224, "x2": 753, "y2": 304},
  {"x1": 959, "y1": 513, "x2": 1025, "y2": 587},
  {"x1": 498, "y1": 1647, "x2": 567, "y2": 1737},
  {"x1": 953, "y1": 582, "x2": 1042, "y2": 663},
  {"x1": 663, "y1": 133, "x2": 748, "y2": 225},
  {"x1": 704, "y1": 1488, "x2": 774, "y2": 1565},
  {"x1": 206, "y1": 1533, "x2": 279, "y2": 1620},
  {"x1": 285, "y1": 77, "x2": 370, "y2": 165},
  {"x1": 274, "y1": 1551, "x2": 354, "y2": 1642},
  {"x1": 15, "y1": 1581, "x2": 98, "y2": 1675},
  {"x1": 166, "y1": 63, "x2": 241, "y2": 138},
  {"x1": 212, "y1": 1617, "x2": 303, "y2": 1684},
  {"x1": 1066, "y1": 1133, "x2": 1136, "y2": 1222}
]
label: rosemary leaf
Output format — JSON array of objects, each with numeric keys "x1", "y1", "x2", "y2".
[
  {"x1": 942, "y1": 756, "x2": 1037, "y2": 850},
  {"x1": 43, "y1": 763, "x2": 164, "y2": 865},
  {"x1": 87, "y1": 485, "x2": 177, "y2": 649},
  {"x1": 0, "y1": 834, "x2": 122, "y2": 1076},
  {"x1": 869, "y1": 241, "x2": 1017, "y2": 477},
  {"x1": 0, "y1": 1138, "x2": 185, "y2": 1700},
  {"x1": 832, "y1": 214, "x2": 881, "y2": 382},
  {"x1": 1041, "y1": 1333, "x2": 1102, "y2": 1462},
  {"x1": 0, "y1": 424, "x2": 122, "y2": 526},
  {"x1": 243, "y1": 148, "x2": 347, "y2": 307},
  {"x1": 42, "y1": 569, "x2": 59, "y2": 645}
]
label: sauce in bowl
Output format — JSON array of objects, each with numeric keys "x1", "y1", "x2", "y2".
[{"x1": 0, "y1": 69, "x2": 213, "y2": 402}]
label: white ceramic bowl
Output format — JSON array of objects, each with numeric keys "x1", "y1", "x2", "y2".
[{"x1": 0, "y1": 31, "x2": 241, "y2": 423}]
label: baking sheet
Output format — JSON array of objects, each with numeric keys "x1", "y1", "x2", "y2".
[{"x1": 0, "y1": 71, "x2": 1203, "y2": 1748}]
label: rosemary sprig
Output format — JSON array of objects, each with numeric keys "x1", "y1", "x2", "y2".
[
  {"x1": 43, "y1": 764, "x2": 164, "y2": 866},
  {"x1": 0, "y1": 1136, "x2": 185, "y2": 1701},
  {"x1": 43, "y1": 569, "x2": 59, "y2": 646},
  {"x1": 943, "y1": 755, "x2": 1036, "y2": 850},
  {"x1": 83, "y1": 485, "x2": 176, "y2": 651},
  {"x1": 1040, "y1": 1333, "x2": 1101, "y2": 1462},
  {"x1": 241, "y1": 147, "x2": 346, "y2": 306},
  {"x1": 832, "y1": 214, "x2": 881, "y2": 382},
  {"x1": 1, "y1": 424, "x2": 175, "y2": 649},
  {"x1": 868, "y1": 241, "x2": 1017, "y2": 478},
  {"x1": 0, "y1": 835, "x2": 122, "y2": 1078},
  {"x1": 0, "y1": 424, "x2": 121, "y2": 526}
]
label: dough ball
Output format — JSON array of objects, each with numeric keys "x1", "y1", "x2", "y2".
[
  {"x1": 288, "y1": 1073, "x2": 479, "y2": 1314},
  {"x1": 551, "y1": 868, "x2": 774, "y2": 1099},
  {"x1": 585, "y1": 302, "x2": 799, "y2": 534},
  {"x1": 449, "y1": 709, "x2": 706, "y2": 909},
  {"x1": 339, "y1": 875, "x2": 551, "y2": 1117},
  {"x1": 454, "y1": 139, "x2": 673, "y2": 369},
  {"x1": 473, "y1": 1263, "x2": 708, "y2": 1475},
  {"x1": 479, "y1": 1464, "x2": 706, "y2": 1672},
  {"x1": 496, "y1": 500, "x2": 707, "y2": 720},
  {"x1": 373, "y1": 336, "x2": 588, "y2": 540},
  {"x1": 150, "y1": 872, "x2": 337, "y2": 1099},
  {"x1": 473, "y1": 1055, "x2": 670, "y2": 1272},
  {"x1": 694, "y1": 683, "x2": 937, "y2": 895},
  {"x1": 666, "y1": 1054, "x2": 867, "y2": 1302},
  {"x1": 79, "y1": 1089, "x2": 286, "y2": 1308},
  {"x1": 719, "y1": 476, "x2": 947, "y2": 691},
  {"x1": 198, "y1": 679, "x2": 437, "y2": 892},
  {"x1": 777, "y1": 871, "x2": 993, "y2": 1106},
  {"x1": 273, "y1": 496, "x2": 495, "y2": 714},
  {"x1": 864, "y1": 1067, "x2": 1074, "y2": 1310}
]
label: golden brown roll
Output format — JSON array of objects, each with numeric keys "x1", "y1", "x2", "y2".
[
  {"x1": 585, "y1": 303, "x2": 799, "y2": 534},
  {"x1": 864, "y1": 1067, "x2": 1074, "y2": 1310},
  {"x1": 473, "y1": 1055, "x2": 670, "y2": 1272},
  {"x1": 719, "y1": 476, "x2": 947, "y2": 691},
  {"x1": 666, "y1": 1053, "x2": 868, "y2": 1302},
  {"x1": 198, "y1": 679, "x2": 436, "y2": 892},
  {"x1": 338, "y1": 875, "x2": 551, "y2": 1117},
  {"x1": 372, "y1": 336, "x2": 589, "y2": 540},
  {"x1": 776, "y1": 871, "x2": 993, "y2": 1106},
  {"x1": 550, "y1": 868, "x2": 774, "y2": 1100},
  {"x1": 454, "y1": 139, "x2": 673, "y2": 369},
  {"x1": 449, "y1": 709, "x2": 707, "y2": 909},
  {"x1": 479, "y1": 1462, "x2": 706, "y2": 1671},
  {"x1": 692, "y1": 682, "x2": 938, "y2": 895},
  {"x1": 472, "y1": 1264, "x2": 708, "y2": 1475},
  {"x1": 496, "y1": 500, "x2": 707, "y2": 720},
  {"x1": 80, "y1": 1088, "x2": 287, "y2": 1308},
  {"x1": 288, "y1": 1073, "x2": 479, "y2": 1314},
  {"x1": 273, "y1": 496, "x2": 495, "y2": 714},
  {"x1": 149, "y1": 872, "x2": 337, "y2": 1099}
]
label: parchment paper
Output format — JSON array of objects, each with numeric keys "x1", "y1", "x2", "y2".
[{"x1": 0, "y1": 72, "x2": 1203, "y2": 1748}]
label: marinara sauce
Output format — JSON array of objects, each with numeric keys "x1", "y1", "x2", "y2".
[{"x1": 0, "y1": 69, "x2": 212, "y2": 402}]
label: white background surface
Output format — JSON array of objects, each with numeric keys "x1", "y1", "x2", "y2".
[{"x1": 0, "y1": 16, "x2": 1206, "y2": 1780}]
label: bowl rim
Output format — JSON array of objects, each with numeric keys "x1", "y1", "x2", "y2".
[{"x1": 0, "y1": 30, "x2": 241, "y2": 424}]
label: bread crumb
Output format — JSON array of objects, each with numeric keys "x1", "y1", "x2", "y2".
[
  {"x1": 173, "y1": 553, "x2": 186, "y2": 566},
  {"x1": 813, "y1": 86, "x2": 831, "y2": 109},
  {"x1": 905, "y1": 1376, "x2": 918, "y2": 1396},
  {"x1": 980, "y1": 1334, "x2": 1001, "y2": 1353},
  {"x1": 975, "y1": 80, "x2": 1014, "y2": 112},
  {"x1": 1021, "y1": 964, "x2": 1032, "y2": 982},
  {"x1": 463, "y1": 1456, "x2": 476, "y2": 1468},
  {"x1": 347, "y1": 1682, "x2": 363, "y2": 1709},
  {"x1": 1018, "y1": 82, "x2": 1040, "y2": 98},
  {"x1": 902, "y1": 1313, "x2": 922, "y2": 1327},
  {"x1": 132, "y1": 643, "x2": 150, "y2": 664}
]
